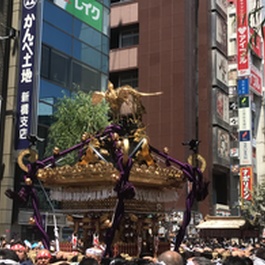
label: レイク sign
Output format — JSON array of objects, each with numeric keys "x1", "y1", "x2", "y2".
[
  {"x1": 16, "y1": 0, "x2": 38, "y2": 149},
  {"x1": 54, "y1": 0, "x2": 103, "y2": 32},
  {"x1": 236, "y1": 0, "x2": 250, "y2": 77}
]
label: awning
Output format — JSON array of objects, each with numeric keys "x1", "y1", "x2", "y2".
[{"x1": 196, "y1": 216, "x2": 246, "y2": 229}]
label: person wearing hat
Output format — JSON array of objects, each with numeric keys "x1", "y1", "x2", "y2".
[
  {"x1": 0, "y1": 248, "x2": 20, "y2": 265},
  {"x1": 85, "y1": 247, "x2": 104, "y2": 264},
  {"x1": 35, "y1": 249, "x2": 52, "y2": 265},
  {"x1": 10, "y1": 240, "x2": 34, "y2": 265}
]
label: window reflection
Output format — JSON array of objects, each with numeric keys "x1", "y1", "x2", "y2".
[
  {"x1": 73, "y1": 40, "x2": 101, "y2": 69},
  {"x1": 72, "y1": 61, "x2": 100, "y2": 92},
  {"x1": 50, "y1": 50, "x2": 69, "y2": 87},
  {"x1": 44, "y1": 1, "x2": 73, "y2": 33},
  {"x1": 43, "y1": 22, "x2": 72, "y2": 54}
]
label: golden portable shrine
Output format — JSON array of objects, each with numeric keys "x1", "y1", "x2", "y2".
[{"x1": 6, "y1": 83, "x2": 208, "y2": 256}]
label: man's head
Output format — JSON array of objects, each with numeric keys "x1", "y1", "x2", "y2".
[
  {"x1": 0, "y1": 249, "x2": 19, "y2": 265},
  {"x1": 187, "y1": 257, "x2": 212, "y2": 265},
  {"x1": 10, "y1": 241, "x2": 27, "y2": 261},
  {"x1": 35, "y1": 249, "x2": 52, "y2": 265},
  {"x1": 158, "y1": 250, "x2": 183, "y2": 265}
]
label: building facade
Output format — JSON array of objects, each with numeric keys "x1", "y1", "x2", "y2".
[
  {"x1": 0, "y1": 0, "x2": 110, "y2": 240},
  {"x1": 1, "y1": 0, "x2": 265, "y2": 241},
  {"x1": 108, "y1": 0, "x2": 265, "y2": 222}
]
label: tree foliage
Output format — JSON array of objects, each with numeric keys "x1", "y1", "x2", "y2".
[
  {"x1": 44, "y1": 91, "x2": 110, "y2": 164},
  {"x1": 240, "y1": 182, "x2": 265, "y2": 226}
]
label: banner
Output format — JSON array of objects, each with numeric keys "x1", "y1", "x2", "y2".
[
  {"x1": 240, "y1": 166, "x2": 253, "y2": 200},
  {"x1": 236, "y1": 0, "x2": 250, "y2": 77},
  {"x1": 16, "y1": 0, "x2": 38, "y2": 149}
]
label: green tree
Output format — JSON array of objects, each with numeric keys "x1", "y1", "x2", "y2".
[
  {"x1": 44, "y1": 91, "x2": 110, "y2": 165},
  {"x1": 240, "y1": 182, "x2": 265, "y2": 226}
]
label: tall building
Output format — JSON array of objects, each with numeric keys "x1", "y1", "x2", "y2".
[
  {"x1": 0, "y1": 0, "x2": 110, "y2": 240},
  {"x1": 109, "y1": 0, "x2": 265, "y2": 221},
  {"x1": 1, "y1": 0, "x2": 265, "y2": 241}
]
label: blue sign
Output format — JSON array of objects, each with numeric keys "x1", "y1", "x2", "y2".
[
  {"x1": 237, "y1": 78, "x2": 249, "y2": 95},
  {"x1": 16, "y1": 0, "x2": 38, "y2": 149},
  {"x1": 239, "y1": 131, "x2": 250, "y2": 141}
]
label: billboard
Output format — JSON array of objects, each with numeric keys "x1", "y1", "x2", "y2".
[
  {"x1": 250, "y1": 65, "x2": 262, "y2": 96},
  {"x1": 240, "y1": 166, "x2": 253, "y2": 200},
  {"x1": 54, "y1": 0, "x2": 103, "y2": 32},
  {"x1": 211, "y1": 0, "x2": 227, "y2": 18},
  {"x1": 212, "y1": 50, "x2": 228, "y2": 92},
  {"x1": 16, "y1": 0, "x2": 39, "y2": 149},
  {"x1": 213, "y1": 126, "x2": 230, "y2": 167},
  {"x1": 211, "y1": 12, "x2": 227, "y2": 55},
  {"x1": 212, "y1": 87, "x2": 230, "y2": 130},
  {"x1": 236, "y1": 0, "x2": 250, "y2": 77}
]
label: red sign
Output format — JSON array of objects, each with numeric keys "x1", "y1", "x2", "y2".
[
  {"x1": 250, "y1": 65, "x2": 262, "y2": 95},
  {"x1": 249, "y1": 27, "x2": 262, "y2": 57},
  {"x1": 240, "y1": 166, "x2": 253, "y2": 200},
  {"x1": 236, "y1": 0, "x2": 250, "y2": 76}
]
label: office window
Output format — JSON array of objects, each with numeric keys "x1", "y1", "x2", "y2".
[
  {"x1": 72, "y1": 61, "x2": 100, "y2": 92},
  {"x1": 110, "y1": 24, "x2": 139, "y2": 49},
  {"x1": 41, "y1": 45, "x2": 50, "y2": 79},
  {"x1": 50, "y1": 50, "x2": 69, "y2": 87},
  {"x1": 111, "y1": 0, "x2": 130, "y2": 3},
  {"x1": 120, "y1": 27, "x2": 139, "y2": 47},
  {"x1": 110, "y1": 70, "x2": 138, "y2": 88}
]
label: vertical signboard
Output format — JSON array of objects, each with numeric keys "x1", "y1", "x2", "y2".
[
  {"x1": 249, "y1": 27, "x2": 262, "y2": 58},
  {"x1": 236, "y1": 0, "x2": 250, "y2": 77},
  {"x1": 250, "y1": 65, "x2": 262, "y2": 96},
  {"x1": 240, "y1": 166, "x2": 253, "y2": 200},
  {"x1": 238, "y1": 95, "x2": 252, "y2": 165},
  {"x1": 16, "y1": 0, "x2": 38, "y2": 150}
]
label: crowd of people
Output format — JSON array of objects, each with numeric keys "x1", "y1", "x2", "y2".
[{"x1": 1, "y1": 238, "x2": 265, "y2": 265}]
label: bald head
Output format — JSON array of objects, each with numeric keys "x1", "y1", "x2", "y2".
[{"x1": 158, "y1": 250, "x2": 183, "y2": 265}]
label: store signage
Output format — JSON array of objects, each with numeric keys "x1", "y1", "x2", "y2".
[
  {"x1": 230, "y1": 148, "x2": 239, "y2": 157},
  {"x1": 249, "y1": 27, "x2": 262, "y2": 58},
  {"x1": 238, "y1": 95, "x2": 249, "y2": 108},
  {"x1": 237, "y1": 78, "x2": 249, "y2": 95},
  {"x1": 239, "y1": 130, "x2": 250, "y2": 141},
  {"x1": 16, "y1": 0, "x2": 38, "y2": 149},
  {"x1": 240, "y1": 166, "x2": 253, "y2": 200},
  {"x1": 250, "y1": 65, "x2": 262, "y2": 96},
  {"x1": 54, "y1": 0, "x2": 103, "y2": 32},
  {"x1": 238, "y1": 108, "x2": 251, "y2": 130},
  {"x1": 236, "y1": 0, "x2": 250, "y2": 76},
  {"x1": 239, "y1": 141, "x2": 252, "y2": 165},
  {"x1": 230, "y1": 117, "x2": 238, "y2": 126}
]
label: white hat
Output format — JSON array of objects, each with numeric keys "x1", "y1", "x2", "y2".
[{"x1": 85, "y1": 247, "x2": 103, "y2": 257}]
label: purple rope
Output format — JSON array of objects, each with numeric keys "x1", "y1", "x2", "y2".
[
  {"x1": 104, "y1": 155, "x2": 135, "y2": 257},
  {"x1": 149, "y1": 145, "x2": 209, "y2": 252}
]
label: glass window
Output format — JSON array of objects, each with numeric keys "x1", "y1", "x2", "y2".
[
  {"x1": 109, "y1": 70, "x2": 138, "y2": 88},
  {"x1": 120, "y1": 27, "x2": 139, "y2": 47},
  {"x1": 44, "y1": 1, "x2": 73, "y2": 33},
  {"x1": 119, "y1": 70, "x2": 138, "y2": 87},
  {"x1": 73, "y1": 19, "x2": 101, "y2": 50},
  {"x1": 41, "y1": 45, "x2": 50, "y2": 79},
  {"x1": 110, "y1": 25, "x2": 139, "y2": 49},
  {"x1": 50, "y1": 50, "x2": 69, "y2": 87},
  {"x1": 102, "y1": 6, "x2": 110, "y2": 36},
  {"x1": 40, "y1": 79, "x2": 71, "y2": 99},
  {"x1": 38, "y1": 97, "x2": 55, "y2": 116},
  {"x1": 102, "y1": 35, "x2": 109, "y2": 55},
  {"x1": 43, "y1": 23, "x2": 72, "y2": 54},
  {"x1": 73, "y1": 39, "x2": 101, "y2": 69},
  {"x1": 72, "y1": 61, "x2": 100, "y2": 92},
  {"x1": 101, "y1": 54, "x2": 109, "y2": 74}
]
